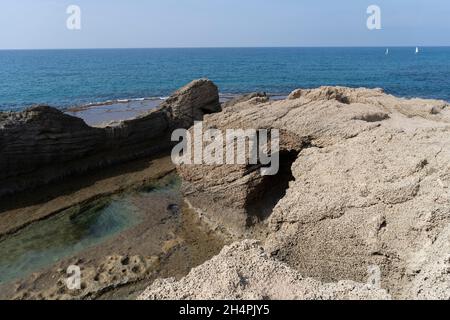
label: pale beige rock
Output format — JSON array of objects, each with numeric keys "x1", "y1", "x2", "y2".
[
  {"x1": 139, "y1": 240, "x2": 390, "y2": 300},
  {"x1": 172, "y1": 86, "x2": 450, "y2": 299},
  {"x1": 222, "y1": 92, "x2": 268, "y2": 109}
]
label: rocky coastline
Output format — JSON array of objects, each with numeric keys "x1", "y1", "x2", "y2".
[
  {"x1": 0, "y1": 79, "x2": 220, "y2": 199},
  {"x1": 1, "y1": 80, "x2": 450, "y2": 300},
  {"x1": 149, "y1": 84, "x2": 450, "y2": 300}
]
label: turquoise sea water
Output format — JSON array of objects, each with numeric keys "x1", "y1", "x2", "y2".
[{"x1": 0, "y1": 47, "x2": 449, "y2": 111}]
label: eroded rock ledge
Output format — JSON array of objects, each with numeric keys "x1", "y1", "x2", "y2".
[
  {"x1": 168, "y1": 86, "x2": 450, "y2": 299},
  {"x1": 0, "y1": 79, "x2": 220, "y2": 198}
]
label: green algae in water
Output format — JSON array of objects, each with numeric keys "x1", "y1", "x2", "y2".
[
  {"x1": 0, "y1": 197, "x2": 141, "y2": 285},
  {"x1": 139, "y1": 172, "x2": 181, "y2": 193}
]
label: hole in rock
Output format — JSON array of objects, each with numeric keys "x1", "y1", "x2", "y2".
[
  {"x1": 335, "y1": 94, "x2": 350, "y2": 104},
  {"x1": 245, "y1": 150, "x2": 299, "y2": 227},
  {"x1": 200, "y1": 107, "x2": 218, "y2": 115}
]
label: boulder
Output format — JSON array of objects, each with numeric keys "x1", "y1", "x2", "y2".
[{"x1": 161, "y1": 78, "x2": 221, "y2": 127}]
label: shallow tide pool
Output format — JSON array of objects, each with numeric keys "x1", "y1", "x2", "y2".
[
  {"x1": 0, "y1": 196, "x2": 142, "y2": 285},
  {"x1": 0, "y1": 174, "x2": 184, "y2": 285}
]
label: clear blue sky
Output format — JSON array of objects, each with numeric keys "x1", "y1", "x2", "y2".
[{"x1": 0, "y1": 0, "x2": 449, "y2": 49}]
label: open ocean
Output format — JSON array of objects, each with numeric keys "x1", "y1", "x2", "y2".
[{"x1": 0, "y1": 47, "x2": 449, "y2": 111}]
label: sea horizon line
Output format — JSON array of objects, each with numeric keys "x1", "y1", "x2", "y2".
[{"x1": 1, "y1": 45, "x2": 450, "y2": 51}]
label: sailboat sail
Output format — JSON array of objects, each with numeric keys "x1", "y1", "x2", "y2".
[{"x1": 415, "y1": 47, "x2": 419, "y2": 54}]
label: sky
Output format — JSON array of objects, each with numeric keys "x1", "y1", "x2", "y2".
[{"x1": 0, "y1": 0, "x2": 449, "y2": 49}]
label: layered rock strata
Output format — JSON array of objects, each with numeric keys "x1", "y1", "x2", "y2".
[{"x1": 0, "y1": 79, "x2": 220, "y2": 198}]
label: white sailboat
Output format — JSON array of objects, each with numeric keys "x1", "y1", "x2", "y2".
[
  {"x1": 385, "y1": 48, "x2": 389, "y2": 55},
  {"x1": 415, "y1": 47, "x2": 419, "y2": 54}
]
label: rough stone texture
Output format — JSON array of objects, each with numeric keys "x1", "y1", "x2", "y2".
[
  {"x1": 14, "y1": 254, "x2": 159, "y2": 300},
  {"x1": 222, "y1": 92, "x2": 269, "y2": 109},
  {"x1": 0, "y1": 79, "x2": 220, "y2": 198},
  {"x1": 160, "y1": 79, "x2": 221, "y2": 128},
  {"x1": 139, "y1": 240, "x2": 390, "y2": 300},
  {"x1": 173, "y1": 86, "x2": 450, "y2": 299}
]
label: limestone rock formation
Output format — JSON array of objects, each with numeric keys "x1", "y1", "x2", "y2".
[
  {"x1": 222, "y1": 92, "x2": 269, "y2": 109},
  {"x1": 160, "y1": 78, "x2": 221, "y2": 127},
  {"x1": 0, "y1": 79, "x2": 220, "y2": 198},
  {"x1": 171, "y1": 86, "x2": 450, "y2": 299},
  {"x1": 139, "y1": 240, "x2": 390, "y2": 300}
]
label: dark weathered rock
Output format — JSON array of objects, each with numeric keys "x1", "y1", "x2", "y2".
[{"x1": 0, "y1": 79, "x2": 220, "y2": 198}]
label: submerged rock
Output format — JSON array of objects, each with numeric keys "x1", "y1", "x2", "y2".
[
  {"x1": 0, "y1": 79, "x2": 220, "y2": 198},
  {"x1": 13, "y1": 254, "x2": 159, "y2": 300}
]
